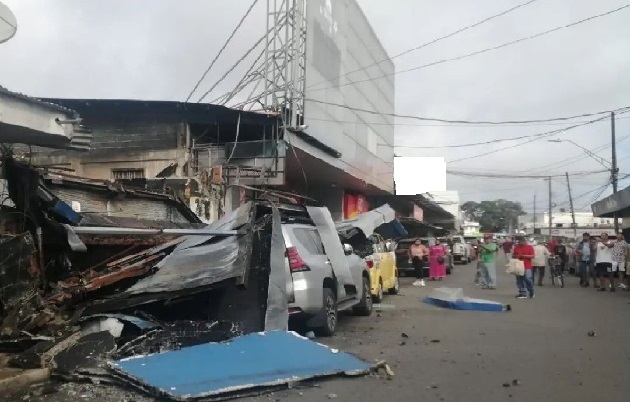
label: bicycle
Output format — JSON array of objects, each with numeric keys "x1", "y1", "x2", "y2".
[{"x1": 548, "y1": 255, "x2": 565, "y2": 288}]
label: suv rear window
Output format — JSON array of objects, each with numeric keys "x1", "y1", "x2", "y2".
[{"x1": 293, "y1": 228, "x2": 326, "y2": 255}]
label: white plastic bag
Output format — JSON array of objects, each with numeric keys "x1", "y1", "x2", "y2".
[{"x1": 505, "y1": 258, "x2": 525, "y2": 276}]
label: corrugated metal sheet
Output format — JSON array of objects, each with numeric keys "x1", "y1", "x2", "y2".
[
  {"x1": 50, "y1": 187, "x2": 190, "y2": 223},
  {"x1": 89, "y1": 122, "x2": 178, "y2": 151}
]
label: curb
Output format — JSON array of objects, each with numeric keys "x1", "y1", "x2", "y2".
[{"x1": 0, "y1": 369, "x2": 51, "y2": 395}]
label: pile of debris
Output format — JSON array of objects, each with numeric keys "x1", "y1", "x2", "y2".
[{"x1": 0, "y1": 158, "x2": 377, "y2": 400}]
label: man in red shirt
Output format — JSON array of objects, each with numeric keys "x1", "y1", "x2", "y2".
[
  {"x1": 513, "y1": 236, "x2": 536, "y2": 299},
  {"x1": 546, "y1": 237, "x2": 557, "y2": 254}
]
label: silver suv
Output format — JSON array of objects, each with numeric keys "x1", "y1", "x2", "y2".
[{"x1": 282, "y1": 220, "x2": 372, "y2": 336}]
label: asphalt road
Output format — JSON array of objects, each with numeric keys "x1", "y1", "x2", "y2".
[{"x1": 10, "y1": 255, "x2": 630, "y2": 402}]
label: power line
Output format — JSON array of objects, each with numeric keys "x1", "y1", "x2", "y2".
[
  {"x1": 184, "y1": 0, "x2": 260, "y2": 103},
  {"x1": 308, "y1": 3, "x2": 630, "y2": 93},
  {"x1": 306, "y1": 99, "x2": 630, "y2": 125},
  {"x1": 310, "y1": 116, "x2": 630, "y2": 128},
  {"x1": 447, "y1": 111, "x2": 628, "y2": 163},
  {"x1": 447, "y1": 169, "x2": 609, "y2": 179},
  {"x1": 523, "y1": 135, "x2": 630, "y2": 174},
  {"x1": 306, "y1": 0, "x2": 541, "y2": 90}
]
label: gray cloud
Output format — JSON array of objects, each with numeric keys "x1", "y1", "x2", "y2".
[{"x1": 1, "y1": 0, "x2": 628, "y2": 212}]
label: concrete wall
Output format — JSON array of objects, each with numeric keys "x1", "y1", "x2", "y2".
[
  {"x1": 304, "y1": 0, "x2": 395, "y2": 193},
  {"x1": 32, "y1": 148, "x2": 188, "y2": 180}
]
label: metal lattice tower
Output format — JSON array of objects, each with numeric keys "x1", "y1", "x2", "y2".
[{"x1": 262, "y1": 0, "x2": 307, "y2": 128}]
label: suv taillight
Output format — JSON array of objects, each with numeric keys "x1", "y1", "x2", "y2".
[{"x1": 286, "y1": 247, "x2": 310, "y2": 272}]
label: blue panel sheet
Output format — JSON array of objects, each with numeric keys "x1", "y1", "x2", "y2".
[
  {"x1": 110, "y1": 331, "x2": 372, "y2": 400},
  {"x1": 423, "y1": 296, "x2": 510, "y2": 312}
]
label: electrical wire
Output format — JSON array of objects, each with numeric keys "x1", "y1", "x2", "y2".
[
  {"x1": 523, "y1": 135, "x2": 630, "y2": 174},
  {"x1": 309, "y1": 115, "x2": 630, "y2": 128},
  {"x1": 305, "y1": 99, "x2": 630, "y2": 125},
  {"x1": 447, "y1": 169, "x2": 608, "y2": 179},
  {"x1": 306, "y1": 0, "x2": 541, "y2": 90},
  {"x1": 307, "y1": 4, "x2": 630, "y2": 93},
  {"x1": 185, "y1": 0, "x2": 260, "y2": 103},
  {"x1": 447, "y1": 111, "x2": 627, "y2": 163},
  {"x1": 196, "y1": 27, "x2": 273, "y2": 103}
]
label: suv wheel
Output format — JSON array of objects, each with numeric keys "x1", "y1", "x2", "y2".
[
  {"x1": 373, "y1": 281, "x2": 384, "y2": 303},
  {"x1": 353, "y1": 276, "x2": 373, "y2": 316},
  {"x1": 315, "y1": 288, "x2": 338, "y2": 337},
  {"x1": 388, "y1": 274, "x2": 400, "y2": 295}
]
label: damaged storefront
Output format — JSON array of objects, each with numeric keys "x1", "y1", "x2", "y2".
[{"x1": 0, "y1": 158, "x2": 383, "y2": 400}]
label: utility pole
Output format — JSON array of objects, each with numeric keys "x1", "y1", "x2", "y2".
[
  {"x1": 566, "y1": 172, "x2": 577, "y2": 239},
  {"x1": 548, "y1": 177, "x2": 553, "y2": 240},
  {"x1": 611, "y1": 111, "x2": 619, "y2": 233},
  {"x1": 533, "y1": 194, "x2": 536, "y2": 233}
]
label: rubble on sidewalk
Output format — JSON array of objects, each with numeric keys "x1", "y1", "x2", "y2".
[{"x1": 0, "y1": 157, "x2": 377, "y2": 400}]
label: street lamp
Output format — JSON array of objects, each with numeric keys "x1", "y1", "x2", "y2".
[{"x1": 547, "y1": 139, "x2": 610, "y2": 169}]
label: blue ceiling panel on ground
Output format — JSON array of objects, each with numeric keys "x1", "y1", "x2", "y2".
[{"x1": 110, "y1": 331, "x2": 373, "y2": 400}]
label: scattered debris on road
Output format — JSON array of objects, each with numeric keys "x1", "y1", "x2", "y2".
[
  {"x1": 588, "y1": 331, "x2": 596, "y2": 337},
  {"x1": 423, "y1": 287, "x2": 511, "y2": 312}
]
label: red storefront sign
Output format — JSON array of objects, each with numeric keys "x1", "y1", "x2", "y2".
[{"x1": 343, "y1": 193, "x2": 369, "y2": 219}]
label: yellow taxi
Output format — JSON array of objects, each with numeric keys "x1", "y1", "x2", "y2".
[{"x1": 365, "y1": 234, "x2": 399, "y2": 302}]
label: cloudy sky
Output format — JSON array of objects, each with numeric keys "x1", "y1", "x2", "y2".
[{"x1": 1, "y1": 0, "x2": 629, "y2": 213}]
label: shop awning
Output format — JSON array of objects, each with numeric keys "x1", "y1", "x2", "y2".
[
  {"x1": 398, "y1": 217, "x2": 448, "y2": 237},
  {"x1": 335, "y1": 204, "x2": 407, "y2": 239},
  {"x1": 591, "y1": 186, "x2": 630, "y2": 218}
]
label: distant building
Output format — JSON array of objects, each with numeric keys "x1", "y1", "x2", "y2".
[
  {"x1": 518, "y1": 211, "x2": 619, "y2": 238},
  {"x1": 462, "y1": 221, "x2": 481, "y2": 236}
]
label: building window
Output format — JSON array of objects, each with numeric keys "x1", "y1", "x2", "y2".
[{"x1": 112, "y1": 168, "x2": 145, "y2": 180}]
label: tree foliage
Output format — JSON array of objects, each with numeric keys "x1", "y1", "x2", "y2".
[{"x1": 461, "y1": 199, "x2": 525, "y2": 232}]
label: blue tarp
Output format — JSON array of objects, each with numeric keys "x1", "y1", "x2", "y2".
[
  {"x1": 422, "y1": 287, "x2": 510, "y2": 312},
  {"x1": 423, "y1": 296, "x2": 509, "y2": 312},
  {"x1": 110, "y1": 331, "x2": 373, "y2": 400}
]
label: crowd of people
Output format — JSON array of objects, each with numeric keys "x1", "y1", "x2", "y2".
[
  {"x1": 404, "y1": 232, "x2": 630, "y2": 297},
  {"x1": 478, "y1": 233, "x2": 630, "y2": 299}
]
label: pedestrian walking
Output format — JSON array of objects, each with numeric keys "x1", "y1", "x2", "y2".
[
  {"x1": 575, "y1": 233, "x2": 596, "y2": 287},
  {"x1": 477, "y1": 234, "x2": 499, "y2": 289},
  {"x1": 409, "y1": 238, "x2": 427, "y2": 287},
  {"x1": 594, "y1": 233, "x2": 615, "y2": 292},
  {"x1": 502, "y1": 237, "x2": 514, "y2": 260},
  {"x1": 547, "y1": 236, "x2": 558, "y2": 255},
  {"x1": 612, "y1": 232, "x2": 627, "y2": 290},
  {"x1": 553, "y1": 238, "x2": 569, "y2": 274},
  {"x1": 532, "y1": 241, "x2": 550, "y2": 286},
  {"x1": 429, "y1": 238, "x2": 448, "y2": 281},
  {"x1": 513, "y1": 236, "x2": 535, "y2": 299}
]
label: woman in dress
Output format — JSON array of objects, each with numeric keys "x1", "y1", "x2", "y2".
[{"x1": 429, "y1": 238, "x2": 448, "y2": 280}]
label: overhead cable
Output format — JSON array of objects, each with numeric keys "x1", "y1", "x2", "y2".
[
  {"x1": 306, "y1": 0, "x2": 541, "y2": 90},
  {"x1": 308, "y1": 4, "x2": 630, "y2": 93},
  {"x1": 185, "y1": 0, "x2": 260, "y2": 103},
  {"x1": 196, "y1": 30, "x2": 271, "y2": 103},
  {"x1": 305, "y1": 99, "x2": 630, "y2": 125},
  {"x1": 447, "y1": 111, "x2": 630, "y2": 163},
  {"x1": 447, "y1": 169, "x2": 609, "y2": 179}
]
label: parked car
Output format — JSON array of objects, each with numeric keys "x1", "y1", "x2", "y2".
[
  {"x1": 395, "y1": 237, "x2": 434, "y2": 277},
  {"x1": 279, "y1": 205, "x2": 372, "y2": 336},
  {"x1": 447, "y1": 235, "x2": 472, "y2": 264},
  {"x1": 364, "y1": 233, "x2": 399, "y2": 302}
]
